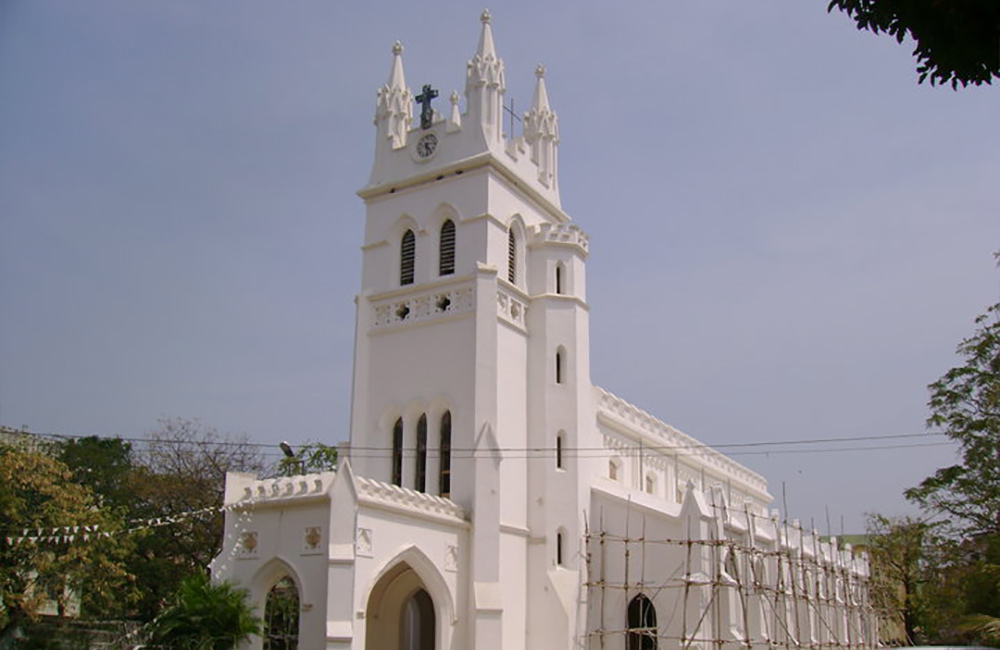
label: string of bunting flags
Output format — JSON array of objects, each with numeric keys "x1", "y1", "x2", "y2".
[{"x1": 1, "y1": 502, "x2": 253, "y2": 548}]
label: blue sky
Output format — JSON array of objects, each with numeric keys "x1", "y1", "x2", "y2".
[{"x1": 1, "y1": 0, "x2": 997, "y2": 532}]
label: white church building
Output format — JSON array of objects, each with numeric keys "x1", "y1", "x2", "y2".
[{"x1": 211, "y1": 12, "x2": 875, "y2": 650}]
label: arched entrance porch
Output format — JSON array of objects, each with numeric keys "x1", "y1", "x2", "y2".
[{"x1": 365, "y1": 562, "x2": 436, "y2": 650}]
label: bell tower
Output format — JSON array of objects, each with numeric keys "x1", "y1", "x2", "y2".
[{"x1": 346, "y1": 13, "x2": 594, "y2": 649}]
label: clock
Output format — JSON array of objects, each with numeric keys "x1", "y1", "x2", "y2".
[{"x1": 415, "y1": 132, "x2": 438, "y2": 159}]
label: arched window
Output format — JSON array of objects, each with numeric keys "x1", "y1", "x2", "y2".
[
  {"x1": 507, "y1": 226, "x2": 517, "y2": 284},
  {"x1": 401, "y1": 229, "x2": 416, "y2": 286},
  {"x1": 555, "y1": 347, "x2": 565, "y2": 384},
  {"x1": 555, "y1": 262, "x2": 564, "y2": 294},
  {"x1": 401, "y1": 588, "x2": 435, "y2": 650},
  {"x1": 392, "y1": 418, "x2": 403, "y2": 487},
  {"x1": 439, "y1": 220, "x2": 455, "y2": 276},
  {"x1": 264, "y1": 576, "x2": 300, "y2": 650},
  {"x1": 609, "y1": 459, "x2": 619, "y2": 481},
  {"x1": 439, "y1": 411, "x2": 452, "y2": 497},
  {"x1": 556, "y1": 530, "x2": 565, "y2": 566},
  {"x1": 415, "y1": 414, "x2": 428, "y2": 492},
  {"x1": 627, "y1": 594, "x2": 658, "y2": 650},
  {"x1": 555, "y1": 432, "x2": 564, "y2": 469},
  {"x1": 645, "y1": 473, "x2": 656, "y2": 495}
]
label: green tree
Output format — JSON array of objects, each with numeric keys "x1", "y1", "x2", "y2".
[
  {"x1": 866, "y1": 514, "x2": 935, "y2": 644},
  {"x1": 147, "y1": 572, "x2": 261, "y2": 650},
  {"x1": 275, "y1": 441, "x2": 338, "y2": 477},
  {"x1": 58, "y1": 436, "x2": 135, "y2": 513},
  {"x1": 129, "y1": 419, "x2": 265, "y2": 620},
  {"x1": 53, "y1": 421, "x2": 266, "y2": 622},
  {"x1": 907, "y1": 301, "x2": 1000, "y2": 536},
  {"x1": 827, "y1": 0, "x2": 1000, "y2": 88},
  {"x1": 0, "y1": 447, "x2": 131, "y2": 631}
]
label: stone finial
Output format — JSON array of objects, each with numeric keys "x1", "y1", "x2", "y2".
[
  {"x1": 535, "y1": 63, "x2": 545, "y2": 78},
  {"x1": 447, "y1": 90, "x2": 462, "y2": 132},
  {"x1": 481, "y1": 9, "x2": 491, "y2": 23},
  {"x1": 376, "y1": 41, "x2": 413, "y2": 149}
]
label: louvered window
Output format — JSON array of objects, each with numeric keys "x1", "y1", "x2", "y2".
[
  {"x1": 400, "y1": 229, "x2": 416, "y2": 285},
  {"x1": 439, "y1": 220, "x2": 455, "y2": 276},
  {"x1": 507, "y1": 227, "x2": 516, "y2": 284},
  {"x1": 439, "y1": 411, "x2": 452, "y2": 498},
  {"x1": 415, "y1": 414, "x2": 428, "y2": 492},
  {"x1": 392, "y1": 418, "x2": 403, "y2": 486}
]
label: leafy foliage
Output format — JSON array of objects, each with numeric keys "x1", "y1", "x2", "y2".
[
  {"x1": 907, "y1": 302, "x2": 1000, "y2": 536},
  {"x1": 0, "y1": 446, "x2": 131, "y2": 628},
  {"x1": 263, "y1": 577, "x2": 299, "y2": 650},
  {"x1": 275, "y1": 441, "x2": 338, "y2": 477},
  {"x1": 49, "y1": 419, "x2": 266, "y2": 622},
  {"x1": 827, "y1": 0, "x2": 1000, "y2": 88},
  {"x1": 866, "y1": 515, "x2": 935, "y2": 644},
  {"x1": 147, "y1": 572, "x2": 260, "y2": 650}
]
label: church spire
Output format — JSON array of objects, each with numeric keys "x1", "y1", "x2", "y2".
[
  {"x1": 465, "y1": 10, "x2": 506, "y2": 147},
  {"x1": 375, "y1": 41, "x2": 413, "y2": 150},
  {"x1": 522, "y1": 64, "x2": 559, "y2": 188}
]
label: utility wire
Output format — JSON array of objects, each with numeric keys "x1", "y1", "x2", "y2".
[{"x1": 12, "y1": 428, "x2": 955, "y2": 459}]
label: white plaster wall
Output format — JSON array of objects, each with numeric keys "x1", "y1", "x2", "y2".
[
  {"x1": 495, "y1": 321, "x2": 527, "y2": 528},
  {"x1": 213, "y1": 498, "x2": 332, "y2": 650},
  {"x1": 351, "y1": 316, "x2": 475, "y2": 489},
  {"x1": 352, "y1": 505, "x2": 469, "y2": 650}
]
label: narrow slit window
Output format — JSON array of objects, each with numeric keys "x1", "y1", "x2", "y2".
[
  {"x1": 556, "y1": 433, "x2": 564, "y2": 469},
  {"x1": 556, "y1": 531, "x2": 564, "y2": 566},
  {"x1": 507, "y1": 227, "x2": 516, "y2": 284},
  {"x1": 392, "y1": 418, "x2": 403, "y2": 486},
  {"x1": 415, "y1": 414, "x2": 427, "y2": 492},
  {"x1": 439, "y1": 220, "x2": 456, "y2": 276},
  {"x1": 400, "y1": 229, "x2": 416, "y2": 286},
  {"x1": 555, "y1": 263, "x2": 564, "y2": 294},
  {"x1": 555, "y1": 349, "x2": 564, "y2": 384},
  {"x1": 439, "y1": 411, "x2": 452, "y2": 498}
]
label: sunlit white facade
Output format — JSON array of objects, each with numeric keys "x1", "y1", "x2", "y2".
[{"x1": 212, "y1": 13, "x2": 872, "y2": 650}]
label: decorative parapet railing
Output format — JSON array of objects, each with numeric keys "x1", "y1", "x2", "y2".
[
  {"x1": 530, "y1": 222, "x2": 589, "y2": 255},
  {"x1": 355, "y1": 476, "x2": 467, "y2": 522},
  {"x1": 371, "y1": 279, "x2": 475, "y2": 331},
  {"x1": 595, "y1": 386, "x2": 771, "y2": 499},
  {"x1": 497, "y1": 283, "x2": 528, "y2": 332},
  {"x1": 225, "y1": 472, "x2": 337, "y2": 506}
]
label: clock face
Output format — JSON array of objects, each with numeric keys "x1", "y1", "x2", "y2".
[{"x1": 415, "y1": 133, "x2": 438, "y2": 159}]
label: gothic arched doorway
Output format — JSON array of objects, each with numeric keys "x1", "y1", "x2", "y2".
[
  {"x1": 366, "y1": 562, "x2": 436, "y2": 650},
  {"x1": 264, "y1": 576, "x2": 300, "y2": 650}
]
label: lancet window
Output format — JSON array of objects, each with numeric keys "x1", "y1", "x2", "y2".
[
  {"x1": 392, "y1": 418, "x2": 403, "y2": 486},
  {"x1": 507, "y1": 227, "x2": 516, "y2": 283},
  {"x1": 439, "y1": 220, "x2": 455, "y2": 276},
  {"x1": 439, "y1": 411, "x2": 452, "y2": 498},
  {"x1": 627, "y1": 594, "x2": 658, "y2": 650},
  {"x1": 415, "y1": 414, "x2": 428, "y2": 492},
  {"x1": 401, "y1": 229, "x2": 416, "y2": 285}
]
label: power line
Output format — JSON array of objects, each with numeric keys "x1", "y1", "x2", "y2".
[{"x1": 12, "y1": 428, "x2": 954, "y2": 459}]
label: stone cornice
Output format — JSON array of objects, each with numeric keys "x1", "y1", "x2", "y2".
[
  {"x1": 355, "y1": 476, "x2": 468, "y2": 525},
  {"x1": 358, "y1": 152, "x2": 571, "y2": 225},
  {"x1": 594, "y1": 386, "x2": 771, "y2": 500}
]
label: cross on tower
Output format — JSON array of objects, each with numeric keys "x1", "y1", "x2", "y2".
[{"x1": 415, "y1": 84, "x2": 439, "y2": 130}]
